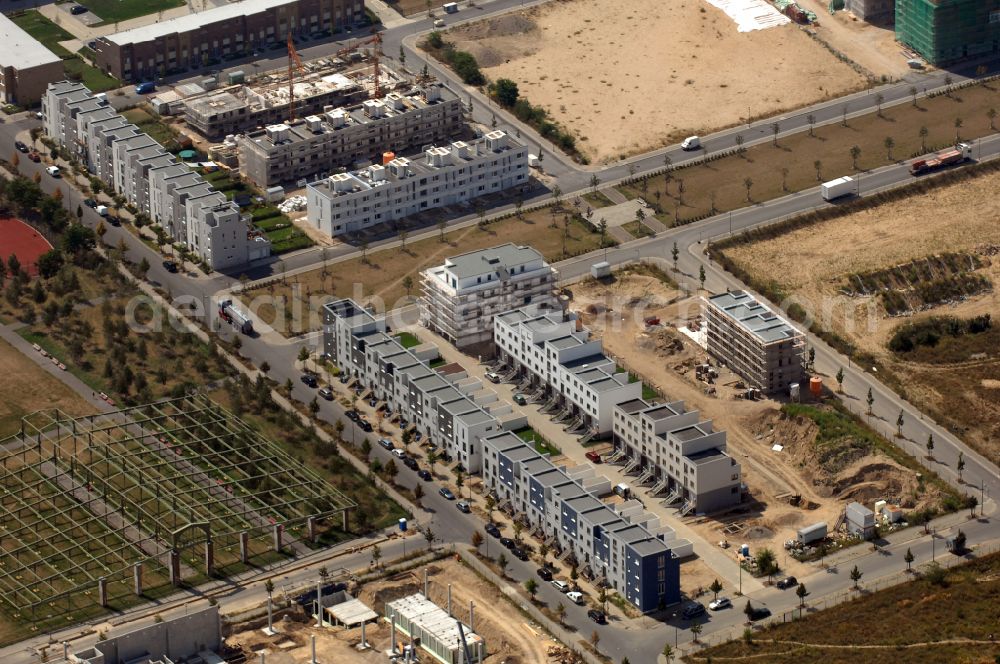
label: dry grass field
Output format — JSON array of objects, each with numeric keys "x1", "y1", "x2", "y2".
[{"x1": 446, "y1": 0, "x2": 867, "y2": 163}]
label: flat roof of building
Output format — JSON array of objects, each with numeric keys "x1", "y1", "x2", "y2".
[
  {"x1": 669, "y1": 424, "x2": 710, "y2": 443},
  {"x1": 0, "y1": 14, "x2": 61, "y2": 69},
  {"x1": 707, "y1": 290, "x2": 802, "y2": 345},
  {"x1": 102, "y1": 0, "x2": 298, "y2": 46},
  {"x1": 440, "y1": 243, "x2": 544, "y2": 280},
  {"x1": 687, "y1": 448, "x2": 726, "y2": 464},
  {"x1": 615, "y1": 399, "x2": 650, "y2": 415},
  {"x1": 387, "y1": 594, "x2": 483, "y2": 651},
  {"x1": 326, "y1": 299, "x2": 379, "y2": 328}
]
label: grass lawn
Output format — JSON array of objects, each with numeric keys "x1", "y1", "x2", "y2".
[
  {"x1": 693, "y1": 552, "x2": 1000, "y2": 664},
  {"x1": 514, "y1": 426, "x2": 560, "y2": 456},
  {"x1": 122, "y1": 107, "x2": 178, "y2": 147},
  {"x1": 622, "y1": 220, "x2": 654, "y2": 238},
  {"x1": 618, "y1": 82, "x2": 1000, "y2": 224},
  {"x1": 241, "y1": 206, "x2": 611, "y2": 331},
  {"x1": 84, "y1": 0, "x2": 186, "y2": 25},
  {"x1": 9, "y1": 11, "x2": 120, "y2": 93},
  {"x1": 394, "y1": 331, "x2": 420, "y2": 348},
  {"x1": 582, "y1": 191, "x2": 615, "y2": 209},
  {"x1": 204, "y1": 173, "x2": 313, "y2": 254}
]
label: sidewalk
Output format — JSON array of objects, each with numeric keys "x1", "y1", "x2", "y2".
[{"x1": 400, "y1": 322, "x2": 765, "y2": 595}]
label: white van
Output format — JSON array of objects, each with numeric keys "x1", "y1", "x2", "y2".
[
  {"x1": 45, "y1": 166, "x2": 61, "y2": 177},
  {"x1": 442, "y1": 2, "x2": 458, "y2": 12},
  {"x1": 681, "y1": 136, "x2": 701, "y2": 151},
  {"x1": 551, "y1": 580, "x2": 570, "y2": 592},
  {"x1": 95, "y1": 205, "x2": 109, "y2": 217}
]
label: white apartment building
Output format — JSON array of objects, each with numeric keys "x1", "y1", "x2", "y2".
[
  {"x1": 323, "y1": 299, "x2": 527, "y2": 473},
  {"x1": 703, "y1": 291, "x2": 805, "y2": 394},
  {"x1": 611, "y1": 399, "x2": 742, "y2": 514},
  {"x1": 44, "y1": 81, "x2": 269, "y2": 270},
  {"x1": 420, "y1": 243, "x2": 559, "y2": 349},
  {"x1": 481, "y1": 431, "x2": 682, "y2": 613},
  {"x1": 306, "y1": 130, "x2": 528, "y2": 237},
  {"x1": 493, "y1": 305, "x2": 642, "y2": 437}
]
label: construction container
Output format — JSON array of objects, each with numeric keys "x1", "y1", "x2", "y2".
[
  {"x1": 789, "y1": 382, "x2": 800, "y2": 400},
  {"x1": 227, "y1": 70, "x2": 245, "y2": 85},
  {"x1": 796, "y1": 521, "x2": 827, "y2": 545},
  {"x1": 809, "y1": 376, "x2": 822, "y2": 397},
  {"x1": 846, "y1": 501, "x2": 875, "y2": 539},
  {"x1": 382, "y1": 151, "x2": 396, "y2": 165},
  {"x1": 590, "y1": 261, "x2": 611, "y2": 279}
]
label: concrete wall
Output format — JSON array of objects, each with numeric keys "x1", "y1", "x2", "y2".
[{"x1": 75, "y1": 606, "x2": 220, "y2": 664}]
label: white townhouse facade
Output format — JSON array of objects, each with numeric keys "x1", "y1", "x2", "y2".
[
  {"x1": 493, "y1": 305, "x2": 642, "y2": 437},
  {"x1": 306, "y1": 130, "x2": 529, "y2": 237},
  {"x1": 43, "y1": 81, "x2": 268, "y2": 270},
  {"x1": 611, "y1": 399, "x2": 742, "y2": 514},
  {"x1": 420, "y1": 243, "x2": 559, "y2": 349},
  {"x1": 481, "y1": 431, "x2": 681, "y2": 613},
  {"x1": 323, "y1": 299, "x2": 527, "y2": 473}
]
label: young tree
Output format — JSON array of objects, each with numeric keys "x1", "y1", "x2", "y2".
[
  {"x1": 398, "y1": 230, "x2": 409, "y2": 252},
  {"x1": 954, "y1": 117, "x2": 963, "y2": 142},
  {"x1": 814, "y1": 160, "x2": 823, "y2": 182},
  {"x1": 384, "y1": 458, "x2": 398, "y2": 483},
  {"x1": 919, "y1": 126, "x2": 928, "y2": 152},
  {"x1": 884, "y1": 136, "x2": 895, "y2": 161},
  {"x1": 437, "y1": 220, "x2": 447, "y2": 242},
  {"x1": 953, "y1": 529, "x2": 967, "y2": 553},
  {"x1": 755, "y1": 548, "x2": 777, "y2": 583},
  {"x1": 967, "y1": 495, "x2": 978, "y2": 518},
  {"x1": 371, "y1": 545, "x2": 382, "y2": 568},
  {"x1": 850, "y1": 564, "x2": 863, "y2": 589},
  {"x1": 806, "y1": 113, "x2": 815, "y2": 136},
  {"x1": 402, "y1": 275, "x2": 414, "y2": 298},
  {"x1": 298, "y1": 346, "x2": 310, "y2": 363},
  {"x1": 524, "y1": 578, "x2": 538, "y2": 599},
  {"x1": 555, "y1": 602, "x2": 566, "y2": 624},
  {"x1": 359, "y1": 241, "x2": 369, "y2": 264},
  {"x1": 497, "y1": 553, "x2": 508, "y2": 577},
  {"x1": 957, "y1": 452, "x2": 965, "y2": 481},
  {"x1": 689, "y1": 622, "x2": 703, "y2": 643},
  {"x1": 512, "y1": 521, "x2": 523, "y2": 542},
  {"x1": 910, "y1": 86, "x2": 918, "y2": 107},
  {"x1": 589, "y1": 173, "x2": 600, "y2": 192},
  {"x1": 485, "y1": 494, "x2": 496, "y2": 523},
  {"x1": 539, "y1": 542, "x2": 549, "y2": 564},
  {"x1": 780, "y1": 166, "x2": 789, "y2": 192},
  {"x1": 849, "y1": 145, "x2": 862, "y2": 170},
  {"x1": 743, "y1": 177, "x2": 754, "y2": 202},
  {"x1": 836, "y1": 367, "x2": 845, "y2": 393},
  {"x1": 709, "y1": 578, "x2": 723, "y2": 600},
  {"x1": 744, "y1": 600, "x2": 754, "y2": 623},
  {"x1": 414, "y1": 482, "x2": 424, "y2": 507},
  {"x1": 424, "y1": 526, "x2": 435, "y2": 550},
  {"x1": 988, "y1": 108, "x2": 997, "y2": 131},
  {"x1": 589, "y1": 630, "x2": 600, "y2": 651},
  {"x1": 699, "y1": 265, "x2": 706, "y2": 290},
  {"x1": 875, "y1": 93, "x2": 884, "y2": 117},
  {"x1": 770, "y1": 121, "x2": 780, "y2": 146},
  {"x1": 471, "y1": 530, "x2": 484, "y2": 550},
  {"x1": 904, "y1": 547, "x2": 914, "y2": 572},
  {"x1": 796, "y1": 582, "x2": 807, "y2": 607},
  {"x1": 308, "y1": 397, "x2": 320, "y2": 417},
  {"x1": 598, "y1": 219, "x2": 608, "y2": 248},
  {"x1": 671, "y1": 242, "x2": 679, "y2": 271},
  {"x1": 896, "y1": 410, "x2": 905, "y2": 437},
  {"x1": 360, "y1": 438, "x2": 372, "y2": 461},
  {"x1": 265, "y1": 578, "x2": 275, "y2": 599},
  {"x1": 866, "y1": 387, "x2": 874, "y2": 415}
]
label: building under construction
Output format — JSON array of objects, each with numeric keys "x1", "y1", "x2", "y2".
[{"x1": 896, "y1": 0, "x2": 1000, "y2": 65}]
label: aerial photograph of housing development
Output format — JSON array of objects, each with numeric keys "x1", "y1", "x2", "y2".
[{"x1": 0, "y1": 0, "x2": 999, "y2": 661}]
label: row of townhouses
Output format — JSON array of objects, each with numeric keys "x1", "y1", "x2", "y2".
[
  {"x1": 43, "y1": 81, "x2": 269, "y2": 270},
  {"x1": 306, "y1": 129, "x2": 528, "y2": 237},
  {"x1": 420, "y1": 243, "x2": 559, "y2": 349},
  {"x1": 237, "y1": 83, "x2": 465, "y2": 188},
  {"x1": 482, "y1": 431, "x2": 682, "y2": 612},
  {"x1": 493, "y1": 303, "x2": 742, "y2": 514}
]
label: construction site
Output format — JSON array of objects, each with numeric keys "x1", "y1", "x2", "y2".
[
  {"x1": 560, "y1": 264, "x2": 958, "y2": 579},
  {"x1": 0, "y1": 394, "x2": 354, "y2": 625}
]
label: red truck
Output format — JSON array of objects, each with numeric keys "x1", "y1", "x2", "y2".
[{"x1": 909, "y1": 143, "x2": 973, "y2": 175}]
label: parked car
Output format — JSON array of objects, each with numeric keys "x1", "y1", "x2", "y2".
[
  {"x1": 45, "y1": 166, "x2": 61, "y2": 177},
  {"x1": 378, "y1": 438, "x2": 395, "y2": 451},
  {"x1": 536, "y1": 567, "x2": 553, "y2": 581},
  {"x1": 391, "y1": 448, "x2": 406, "y2": 459},
  {"x1": 513, "y1": 393, "x2": 527, "y2": 406},
  {"x1": 511, "y1": 547, "x2": 529, "y2": 561},
  {"x1": 747, "y1": 604, "x2": 771, "y2": 621},
  {"x1": 587, "y1": 609, "x2": 607, "y2": 624},
  {"x1": 456, "y1": 500, "x2": 471, "y2": 513},
  {"x1": 551, "y1": 580, "x2": 570, "y2": 593},
  {"x1": 135, "y1": 81, "x2": 156, "y2": 94},
  {"x1": 499, "y1": 537, "x2": 516, "y2": 550},
  {"x1": 681, "y1": 602, "x2": 706, "y2": 620},
  {"x1": 70, "y1": 4, "x2": 88, "y2": 14},
  {"x1": 417, "y1": 469, "x2": 432, "y2": 481},
  {"x1": 709, "y1": 597, "x2": 731, "y2": 611},
  {"x1": 402, "y1": 456, "x2": 419, "y2": 470},
  {"x1": 368, "y1": 397, "x2": 378, "y2": 407},
  {"x1": 566, "y1": 591, "x2": 585, "y2": 605},
  {"x1": 359, "y1": 420, "x2": 373, "y2": 433},
  {"x1": 433, "y1": 18, "x2": 445, "y2": 27},
  {"x1": 346, "y1": 410, "x2": 359, "y2": 422},
  {"x1": 485, "y1": 523, "x2": 501, "y2": 538},
  {"x1": 485, "y1": 371, "x2": 501, "y2": 383},
  {"x1": 438, "y1": 487, "x2": 455, "y2": 500},
  {"x1": 83, "y1": 198, "x2": 98, "y2": 208},
  {"x1": 301, "y1": 374, "x2": 318, "y2": 387},
  {"x1": 318, "y1": 387, "x2": 334, "y2": 400},
  {"x1": 162, "y1": 260, "x2": 178, "y2": 273},
  {"x1": 28, "y1": 151, "x2": 41, "y2": 162},
  {"x1": 585, "y1": 451, "x2": 602, "y2": 464},
  {"x1": 14, "y1": 141, "x2": 28, "y2": 153},
  {"x1": 776, "y1": 576, "x2": 798, "y2": 590}
]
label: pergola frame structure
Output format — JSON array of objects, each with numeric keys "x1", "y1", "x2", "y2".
[{"x1": 0, "y1": 394, "x2": 354, "y2": 615}]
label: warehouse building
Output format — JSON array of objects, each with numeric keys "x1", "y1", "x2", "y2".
[
  {"x1": 0, "y1": 14, "x2": 63, "y2": 106},
  {"x1": 386, "y1": 594, "x2": 485, "y2": 664},
  {"x1": 307, "y1": 130, "x2": 529, "y2": 237},
  {"x1": 93, "y1": 0, "x2": 363, "y2": 82},
  {"x1": 493, "y1": 305, "x2": 642, "y2": 437},
  {"x1": 482, "y1": 431, "x2": 682, "y2": 613},
  {"x1": 44, "y1": 81, "x2": 269, "y2": 270},
  {"x1": 702, "y1": 290, "x2": 805, "y2": 395},
  {"x1": 611, "y1": 399, "x2": 742, "y2": 514},
  {"x1": 896, "y1": 0, "x2": 1000, "y2": 65},
  {"x1": 238, "y1": 83, "x2": 464, "y2": 188},
  {"x1": 420, "y1": 243, "x2": 559, "y2": 350}
]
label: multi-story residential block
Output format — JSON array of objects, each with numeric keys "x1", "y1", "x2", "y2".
[
  {"x1": 611, "y1": 399, "x2": 742, "y2": 514},
  {"x1": 896, "y1": 0, "x2": 1000, "y2": 66},
  {"x1": 420, "y1": 243, "x2": 559, "y2": 350},
  {"x1": 307, "y1": 130, "x2": 529, "y2": 237},
  {"x1": 237, "y1": 84, "x2": 464, "y2": 188},
  {"x1": 44, "y1": 81, "x2": 269, "y2": 270},
  {"x1": 493, "y1": 305, "x2": 642, "y2": 437},
  {"x1": 93, "y1": 0, "x2": 362, "y2": 82},
  {"x1": 323, "y1": 299, "x2": 527, "y2": 473},
  {"x1": 703, "y1": 291, "x2": 805, "y2": 395},
  {"x1": 0, "y1": 14, "x2": 63, "y2": 106},
  {"x1": 481, "y1": 431, "x2": 681, "y2": 612}
]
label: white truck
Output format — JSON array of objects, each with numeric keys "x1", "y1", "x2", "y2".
[
  {"x1": 442, "y1": 2, "x2": 458, "y2": 12},
  {"x1": 821, "y1": 176, "x2": 857, "y2": 201}
]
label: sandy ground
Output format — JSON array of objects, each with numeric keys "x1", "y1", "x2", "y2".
[
  {"x1": 227, "y1": 559, "x2": 554, "y2": 664},
  {"x1": 797, "y1": 0, "x2": 913, "y2": 78},
  {"x1": 567, "y1": 270, "x2": 938, "y2": 578},
  {"x1": 446, "y1": 0, "x2": 867, "y2": 163}
]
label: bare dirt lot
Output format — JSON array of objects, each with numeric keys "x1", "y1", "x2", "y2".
[
  {"x1": 567, "y1": 267, "x2": 946, "y2": 578},
  {"x1": 227, "y1": 559, "x2": 555, "y2": 664},
  {"x1": 446, "y1": 0, "x2": 867, "y2": 163},
  {"x1": 719, "y1": 170, "x2": 1000, "y2": 463}
]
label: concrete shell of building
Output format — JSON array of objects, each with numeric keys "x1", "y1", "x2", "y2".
[
  {"x1": 237, "y1": 83, "x2": 464, "y2": 188},
  {"x1": 896, "y1": 0, "x2": 1000, "y2": 65},
  {"x1": 420, "y1": 243, "x2": 559, "y2": 349},
  {"x1": 0, "y1": 13, "x2": 64, "y2": 106},
  {"x1": 306, "y1": 130, "x2": 529, "y2": 237},
  {"x1": 44, "y1": 81, "x2": 269, "y2": 270},
  {"x1": 93, "y1": 0, "x2": 363, "y2": 82},
  {"x1": 702, "y1": 290, "x2": 805, "y2": 395}
]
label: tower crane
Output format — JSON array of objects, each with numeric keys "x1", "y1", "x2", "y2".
[
  {"x1": 333, "y1": 31, "x2": 384, "y2": 99},
  {"x1": 287, "y1": 33, "x2": 307, "y2": 122}
]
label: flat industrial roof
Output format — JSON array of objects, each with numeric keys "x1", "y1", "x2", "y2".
[
  {"x1": 707, "y1": 290, "x2": 801, "y2": 344},
  {"x1": 102, "y1": 0, "x2": 298, "y2": 46},
  {"x1": 0, "y1": 14, "x2": 61, "y2": 69},
  {"x1": 441, "y1": 243, "x2": 544, "y2": 280},
  {"x1": 387, "y1": 594, "x2": 483, "y2": 652}
]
